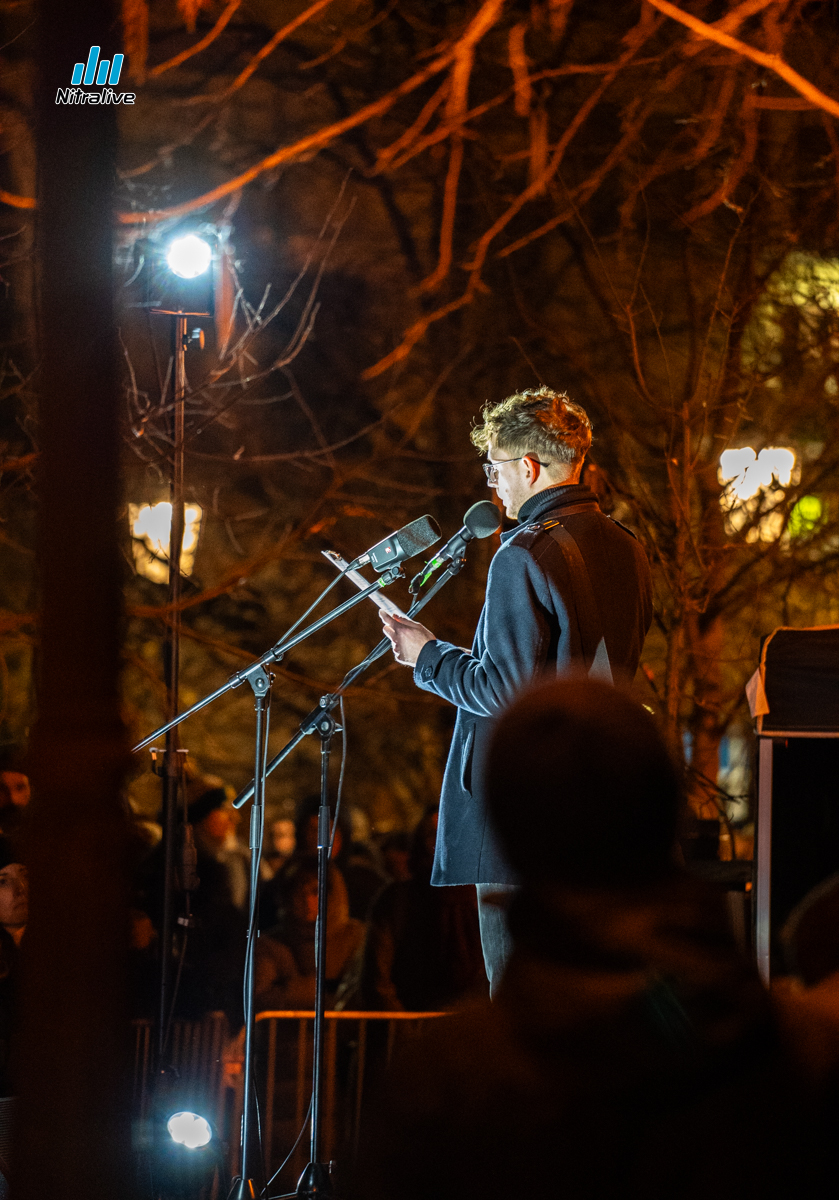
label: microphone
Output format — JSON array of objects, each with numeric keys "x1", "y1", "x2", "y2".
[
  {"x1": 349, "y1": 514, "x2": 441, "y2": 573},
  {"x1": 415, "y1": 500, "x2": 501, "y2": 587}
]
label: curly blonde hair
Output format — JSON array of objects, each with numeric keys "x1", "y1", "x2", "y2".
[{"x1": 471, "y1": 386, "x2": 592, "y2": 467}]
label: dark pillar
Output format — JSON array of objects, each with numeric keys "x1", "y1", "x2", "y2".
[{"x1": 17, "y1": 3, "x2": 132, "y2": 1199}]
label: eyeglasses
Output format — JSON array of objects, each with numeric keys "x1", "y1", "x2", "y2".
[{"x1": 482, "y1": 454, "x2": 549, "y2": 485}]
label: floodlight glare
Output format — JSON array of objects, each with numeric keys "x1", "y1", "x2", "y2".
[
  {"x1": 166, "y1": 235, "x2": 212, "y2": 280},
  {"x1": 167, "y1": 1111, "x2": 213, "y2": 1150}
]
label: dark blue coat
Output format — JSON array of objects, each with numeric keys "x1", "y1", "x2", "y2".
[{"x1": 414, "y1": 485, "x2": 653, "y2": 886}]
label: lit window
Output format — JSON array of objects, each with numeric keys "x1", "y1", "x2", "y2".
[
  {"x1": 718, "y1": 447, "x2": 797, "y2": 542},
  {"x1": 129, "y1": 502, "x2": 202, "y2": 583}
]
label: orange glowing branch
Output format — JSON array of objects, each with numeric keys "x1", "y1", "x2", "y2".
[
  {"x1": 464, "y1": 61, "x2": 624, "y2": 277},
  {"x1": 180, "y1": 0, "x2": 337, "y2": 104},
  {"x1": 508, "y1": 22, "x2": 531, "y2": 117},
  {"x1": 149, "y1": 0, "x2": 241, "y2": 77},
  {"x1": 416, "y1": 136, "x2": 463, "y2": 294},
  {"x1": 116, "y1": 50, "x2": 457, "y2": 224},
  {"x1": 384, "y1": 88, "x2": 506, "y2": 172},
  {"x1": 0, "y1": 452, "x2": 38, "y2": 471},
  {"x1": 501, "y1": 104, "x2": 648, "y2": 257},
  {"x1": 646, "y1": 0, "x2": 839, "y2": 119},
  {"x1": 0, "y1": 190, "x2": 35, "y2": 210},
  {"x1": 617, "y1": 68, "x2": 737, "y2": 231},
  {"x1": 361, "y1": 293, "x2": 473, "y2": 379},
  {"x1": 394, "y1": 0, "x2": 504, "y2": 293},
  {"x1": 367, "y1": 13, "x2": 660, "y2": 375},
  {"x1": 681, "y1": 92, "x2": 759, "y2": 224},
  {"x1": 375, "y1": 80, "x2": 448, "y2": 171}
]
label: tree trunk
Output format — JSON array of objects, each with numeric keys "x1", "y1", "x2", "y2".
[{"x1": 17, "y1": 4, "x2": 132, "y2": 1199}]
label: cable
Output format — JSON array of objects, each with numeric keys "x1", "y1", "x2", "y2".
[
  {"x1": 329, "y1": 695, "x2": 348, "y2": 857},
  {"x1": 161, "y1": 924, "x2": 189, "y2": 1057},
  {"x1": 237, "y1": 805, "x2": 270, "y2": 1186},
  {"x1": 262, "y1": 1095, "x2": 314, "y2": 1197}
]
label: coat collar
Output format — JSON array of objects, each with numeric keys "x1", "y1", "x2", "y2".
[{"x1": 500, "y1": 484, "x2": 599, "y2": 543}]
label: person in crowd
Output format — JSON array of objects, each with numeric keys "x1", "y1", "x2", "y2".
[
  {"x1": 0, "y1": 752, "x2": 29, "y2": 837},
  {"x1": 190, "y1": 778, "x2": 249, "y2": 911},
  {"x1": 259, "y1": 796, "x2": 326, "y2": 931},
  {"x1": 354, "y1": 679, "x2": 836, "y2": 1200},
  {"x1": 263, "y1": 815, "x2": 296, "y2": 877},
  {"x1": 340, "y1": 831, "x2": 388, "y2": 921},
  {"x1": 255, "y1": 858, "x2": 364, "y2": 1011},
  {"x1": 379, "y1": 387, "x2": 653, "y2": 991},
  {"x1": 360, "y1": 807, "x2": 485, "y2": 1011},
  {"x1": 136, "y1": 776, "x2": 245, "y2": 1024},
  {"x1": 261, "y1": 795, "x2": 385, "y2": 928},
  {"x1": 0, "y1": 839, "x2": 27, "y2": 1097},
  {"x1": 379, "y1": 831, "x2": 412, "y2": 884}
]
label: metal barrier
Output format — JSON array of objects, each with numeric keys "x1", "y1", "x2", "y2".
[
  {"x1": 254, "y1": 1010, "x2": 446, "y2": 1186},
  {"x1": 132, "y1": 1010, "x2": 446, "y2": 1189}
]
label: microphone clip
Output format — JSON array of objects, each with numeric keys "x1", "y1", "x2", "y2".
[{"x1": 409, "y1": 548, "x2": 466, "y2": 596}]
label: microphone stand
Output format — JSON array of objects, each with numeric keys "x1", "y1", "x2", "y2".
[
  {"x1": 131, "y1": 565, "x2": 405, "y2": 1200},
  {"x1": 133, "y1": 569, "x2": 402, "y2": 755},
  {"x1": 233, "y1": 557, "x2": 466, "y2": 810},
  {"x1": 237, "y1": 557, "x2": 468, "y2": 1200}
]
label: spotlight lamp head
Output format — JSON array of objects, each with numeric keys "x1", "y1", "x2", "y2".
[
  {"x1": 167, "y1": 1111, "x2": 213, "y2": 1150},
  {"x1": 166, "y1": 234, "x2": 212, "y2": 280}
]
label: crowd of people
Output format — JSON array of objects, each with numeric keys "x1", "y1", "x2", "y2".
[
  {"x1": 127, "y1": 777, "x2": 487, "y2": 1027},
  {"x1": 0, "y1": 739, "x2": 490, "y2": 1110}
]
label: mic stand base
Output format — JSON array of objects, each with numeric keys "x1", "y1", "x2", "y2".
[{"x1": 296, "y1": 1161, "x2": 332, "y2": 1198}]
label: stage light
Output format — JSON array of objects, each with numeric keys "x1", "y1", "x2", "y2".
[
  {"x1": 166, "y1": 1111, "x2": 212, "y2": 1150},
  {"x1": 166, "y1": 235, "x2": 212, "y2": 280}
]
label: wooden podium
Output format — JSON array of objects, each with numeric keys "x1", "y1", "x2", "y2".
[{"x1": 750, "y1": 626, "x2": 839, "y2": 982}]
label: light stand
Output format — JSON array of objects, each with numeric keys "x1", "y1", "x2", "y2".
[{"x1": 152, "y1": 306, "x2": 208, "y2": 1062}]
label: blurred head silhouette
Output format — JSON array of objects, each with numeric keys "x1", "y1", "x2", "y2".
[{"x1": 484, "y1": 678, "x2": 682, "y2": 889}]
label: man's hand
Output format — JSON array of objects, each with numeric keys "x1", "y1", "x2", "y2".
[{"x1": 380, "y1": 611, "x2": 436, "y2": 667}]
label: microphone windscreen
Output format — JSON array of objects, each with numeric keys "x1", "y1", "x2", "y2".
[
  {"x1": 398, "y1": 514, "x2": 442, "y2": 559},
  {"x1": 464, "y1": 500, "x2": 502, "y2": 539}
]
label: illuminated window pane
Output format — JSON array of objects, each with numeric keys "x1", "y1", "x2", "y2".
[
  {"x1": 129, "y1": 502, "x2": 203, "y2": 583},
  {"x1": 718, "y1": 447, "x2": 797, "y2": 542}
]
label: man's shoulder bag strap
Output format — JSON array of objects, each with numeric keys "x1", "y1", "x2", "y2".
[{"x1": 543, "y1": 513, "x2": 613, "y2": 684}]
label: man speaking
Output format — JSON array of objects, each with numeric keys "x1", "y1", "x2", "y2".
[{"x1": 380, "y1": 386, "x2": 653, "y2": 990}]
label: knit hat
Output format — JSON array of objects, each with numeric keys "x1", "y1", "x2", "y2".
[{"x1": 187, "y1": 786, "x2": 229, "y2": 825}]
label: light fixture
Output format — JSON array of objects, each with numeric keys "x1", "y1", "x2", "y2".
[
  {"x1": 166, "y1": 1111, "x2": 213, "y2": 1150},
  {"x1": 166, "y1": 234, "x2": 212, "y2": 280}
]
